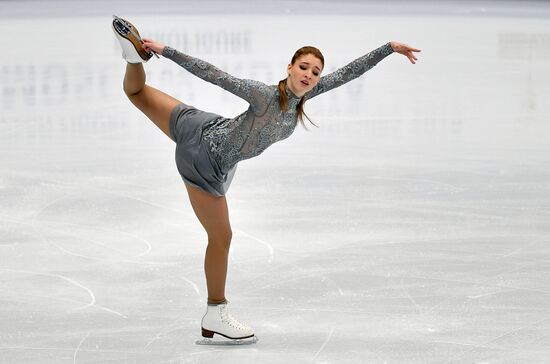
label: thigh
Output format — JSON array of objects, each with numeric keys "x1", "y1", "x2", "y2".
[
  {"x1": 127, "y1": 84, "x2": 181, "y2": 140},
  {"x1": 185, "y1": 183, "x2": 232, "y2": 241}
]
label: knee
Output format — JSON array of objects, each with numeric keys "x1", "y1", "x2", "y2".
[
  {"x1": 208, "y1": 229, "x2": 232, "y2": 251},
  {"x1": 123, "y1": 77, "x2": 145, "y2": 97},
  {"x1": 124, "y1": 86, "x2": 142, "y2": 98}
]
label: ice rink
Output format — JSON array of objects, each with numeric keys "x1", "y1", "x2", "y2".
[{"x1": 1, "y1": 0, "x2": 549, "y2": 363}]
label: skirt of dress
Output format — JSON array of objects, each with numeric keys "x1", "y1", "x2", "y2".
[{"x1": 169, "y1": 103, "x2": 236, "y2": 197}]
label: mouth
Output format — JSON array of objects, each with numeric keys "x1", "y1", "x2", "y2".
[{"x1": 300, "y1": 80, "x2": 310, "y2": 86}]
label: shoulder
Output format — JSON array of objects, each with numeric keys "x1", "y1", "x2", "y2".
[{"x1": 244, "y1": 81, "x2": 277, "y2": 99}]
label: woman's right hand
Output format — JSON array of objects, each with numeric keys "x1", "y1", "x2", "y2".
[{"x1": 141, "y1": 38, "x2": 165, "y2": 55}]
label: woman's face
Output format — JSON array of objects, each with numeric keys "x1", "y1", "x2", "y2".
[{"x1": 286, "y1": 54, "x2": 323, "y2": 97}]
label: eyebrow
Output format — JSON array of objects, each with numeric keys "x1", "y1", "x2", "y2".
[{"x1": 299, "y1": 62, "x2": 321, "y2": 71}]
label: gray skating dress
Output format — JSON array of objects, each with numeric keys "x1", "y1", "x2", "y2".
[{"x1": 162, "y1": 43, "x2": 394, "y2": 196}]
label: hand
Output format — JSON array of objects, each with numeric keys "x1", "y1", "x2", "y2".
[
  {"x1": 390, "y1": 41, "x2": 421, "y2": 64},
  {"x1": 141, "y1": 38, "x2": 166, "y2": 55}
]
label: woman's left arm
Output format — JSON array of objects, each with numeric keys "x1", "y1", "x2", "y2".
[{"x1": 307, "y1": 41, "x2": 420, "y2": 99}]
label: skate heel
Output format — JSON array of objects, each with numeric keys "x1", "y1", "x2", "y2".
[{"x1": 201, "y1": 328, "x2": 215, "y2": 338}]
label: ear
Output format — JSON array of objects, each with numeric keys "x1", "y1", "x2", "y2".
[{"x1": 287, "y1": 63, "x2": 292, "y2": 75}]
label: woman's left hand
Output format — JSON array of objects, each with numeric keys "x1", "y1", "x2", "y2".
[{"x1": 390, "y1": 41, "x2": 421, "y2": 64}]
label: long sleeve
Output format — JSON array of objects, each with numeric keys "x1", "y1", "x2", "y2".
[
  {"x1": 162, "y1": 46, "x2": 271, "y2": 114},
  {"x1": 306, "y1": 42, "x2": 394, "y2": 99}
]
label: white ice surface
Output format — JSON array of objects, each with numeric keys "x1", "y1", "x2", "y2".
[{"x1": 1, "y1": 1, "x2": 550, "y2": 363}]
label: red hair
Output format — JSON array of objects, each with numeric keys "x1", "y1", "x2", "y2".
[{"x1": 278, "y1": 46, "x2": 324, "y2": 128}]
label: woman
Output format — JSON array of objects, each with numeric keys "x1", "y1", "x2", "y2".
[{"x1": 112, "y1": 15, "x2": 420, "y2": 344}]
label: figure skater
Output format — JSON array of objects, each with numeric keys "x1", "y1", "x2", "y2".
[{"x1": 111, "y1": 15, "x2": 420, "y2": 345}]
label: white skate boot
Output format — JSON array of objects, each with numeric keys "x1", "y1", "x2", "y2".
[
  {"x1": 111, "y1": 15, "x2": 155, "y2": 63},
  {"x1": 195, "y1": 301, "x2": 258, "y2": 345}
]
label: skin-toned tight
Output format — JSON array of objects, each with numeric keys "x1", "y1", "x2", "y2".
[{"x1": 123, "y1": 63, "x2": 230, "y2": 303}]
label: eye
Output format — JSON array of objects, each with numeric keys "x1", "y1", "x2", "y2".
[
  {"x1": 299, "y1": 65, "x2": 306, "y2": 70},
  {"x1": 313, "y1": 72, "x2": 319, "y2": 76}
]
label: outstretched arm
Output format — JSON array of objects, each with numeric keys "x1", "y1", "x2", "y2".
[
  {"x1": 142, "y1": 39, "x2": 270, "y2": 114},
  {"x1": 306, "y1": 41, "x2": 420, "y2": 99}
]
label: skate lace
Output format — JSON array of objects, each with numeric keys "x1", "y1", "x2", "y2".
[{"x1": 219, "y1": 304, "x2": 249, "y2": 331}]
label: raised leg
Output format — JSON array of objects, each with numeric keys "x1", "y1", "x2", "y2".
[
  {"x1": 184, "y1": 183, "x2": 232, "y2": 303},
  {"x1": 123, "y1": 63, "x2": 181, "y2": 140}
]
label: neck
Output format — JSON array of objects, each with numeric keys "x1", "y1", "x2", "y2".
[{"x1": 286, "y1": 80, "x2": 303, "y2": 98}]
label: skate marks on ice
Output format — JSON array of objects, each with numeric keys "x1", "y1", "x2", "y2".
[
  {"x1": 439, "y1": 316, "x2": 550, "y2": 364},
  {"x1": 234, "y1": 227, "x2": 275, "y2": 264},
  {"x1": 23, "y1": 180, "x2": 187, "y2": 266},
  {"x1": 0, "y1": 268, "x2": 126, "y2": 318},
  {"x1": 312, "y1": 327, "x2": 335, "y2": 362},
  {"x1": 73, "y1": 331, "x2": 91, "y2": 364}
]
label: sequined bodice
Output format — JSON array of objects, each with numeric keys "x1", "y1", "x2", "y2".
[{"x1": 162, "y1": 43, "x2": 394, "y2": 172}]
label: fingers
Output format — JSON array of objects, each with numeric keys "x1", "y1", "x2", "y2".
[
  {"x1": 396, "y1": 43, "x2": 420, "y2": 64},
  {"x1": 401, "y1": 45, "x2": 421, "y2": 54},
  {"x1": 142, "y1": 40, "x2": 153, "y2": 47},
  {"x1": 141, "y1": 42, "x2": 151, "y2": 51},
  {"x1": 140, "y1": 39, "x2": 159, "y2": 53},
  {"x1": 407, "y1": 50, "x2": 418, "y2": 64}
]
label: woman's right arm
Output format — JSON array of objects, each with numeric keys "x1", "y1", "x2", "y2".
[{"x1": 141, "y1": 39, "x2": 270, "y2": 113}]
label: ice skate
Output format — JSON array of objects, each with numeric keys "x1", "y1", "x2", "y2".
[
  {"x1": 112, "y1": 15, "x2": 155, "y2": 63},
  {"x1": 195, "y1": 301, "x2": 258, "y2": 345}
]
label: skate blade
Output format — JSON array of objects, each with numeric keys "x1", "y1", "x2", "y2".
[
  {"x1": 111, "y1": 14, "x2": 158, "y2": 59},
  {"x1": 195, "y1": 335, "x2": 258, "y2": 346}
]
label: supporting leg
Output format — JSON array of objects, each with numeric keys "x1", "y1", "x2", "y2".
[{"x1": 184, "y1": 183, "x2": 232, "y2": 302}]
